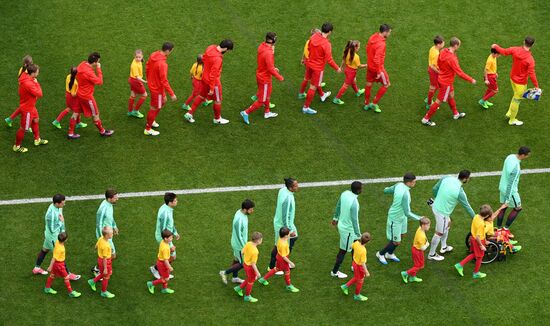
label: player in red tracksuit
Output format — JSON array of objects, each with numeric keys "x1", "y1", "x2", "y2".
[
  {"x1": 144, "y1": 42, "x2": 177, "y2": 136},
  {"x1": 68, "y1": 52, "x2": 113, "y2": 139},
  {"x1": 184, "y1": 40, "x2": 234, "y2": 125},
  {"x1": 13, "y1": 64, "x2": 48, "y2": 153},
  {"x1": 301, "y1": 22, "x2": 342, "y2": 115},
  {"x1": 422, "y1": 37, "x2": 476, "y2": 127},
  {"x1": 364, "y1": 24, "x2": 392, "y2": 113},
  {"x1": 240, "y1": 32, "x2": 284, "y2": 125}
]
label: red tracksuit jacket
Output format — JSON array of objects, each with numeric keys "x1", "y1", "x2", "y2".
[
  {"x1": 146, "y1": 51, "x2": 174, "y2": 96},
  {"x1": 76, "y1": 61, "x2": 102, "y2": 99},
  {"x1": 366, "y1": 33, "x2": 386, "y2": 73},
  {"x1": 437, "y1": 48, "x2": 473, "y2": 85},
  {"x1": 18, "y1": 73, "x2": 42, "y2": 112},
  {"x1": 494, "y1": 45, "x2": 538, "y2": 87},
  {"x1": 305, "y1": 33, "x2": 339, "y2": 71},
  {"x1": 202, "y1": 45, "x2": 223, "y2": 91},
  {"x1": 256, "y1": 42, "x2": 283, "y2": 83}
]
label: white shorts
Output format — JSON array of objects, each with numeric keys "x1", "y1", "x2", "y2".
[{"x1": 432, "y1": 206, "x2": 450, "y2": 234}]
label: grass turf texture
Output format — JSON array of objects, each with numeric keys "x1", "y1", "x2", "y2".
[{"x1": 0, "y1": 0, "x2": 548, "y2": 324}]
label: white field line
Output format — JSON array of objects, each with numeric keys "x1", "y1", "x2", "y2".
[{"x1": 1, "y1": 168, "x2": 549, "y2": 206}]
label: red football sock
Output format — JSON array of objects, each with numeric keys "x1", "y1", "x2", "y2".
[
  {"x1": 31, "y1": 121, "x2": 40, "y2": 140},
  {"x1": 299, "y1": 79, "x2": 308, "y2": 94},
  {"x1": 355, "y1": 280, "x2": 364, "y2": 295},
  {"x1": 474, "y1": 257, "x2": 482, "y2": 273},
  {"x1": 189, "y1": 96, "x2": 204, "y2": 115},
  {"x1": 245, "y1": 282, "x2": 253, "y2": 296},
  {"x1": 336, "y1": 84, "x2": 348, "y2": 99},
  {"x1": 284, "y1": 272, "x2": 291, "y2": 286},
  {"x1": 64, "y1": 279, "x2": 73, "y2": 293},
  {"x1": 128, "y1": 96, "x2": 135, "y2": 112},
  {"x1": 317, "y1": 86, "x2": 324, "y2": 97},
  {"x1": 184, "y1": 94, "x2": 195, "y2": 105},
  {"x1": 427, "y1": 88, "x2": 436, "y2": 104},
  {"x1": 345, "y1": 277, "x2": 357, "y2": 288},
  {"x1": 135, "y1": 96, "x2": 146, "y2": 110},
  {"x1": 424, "y1": 101, "x2": 440, "y2": 120},
  {"x1": 45, "y1": 276, "x2": 54, "y2": 288},
  {"x1": 56, "y1": 108, "x2": 71, "y2": 122},
  {"x1": 482, "y1": 89, "x2": 496, "y2": 101},
  {"x1": 460, "y1": 253, "x2": 475, "y2": 266},
  {"x1": 213, "y1": 103, "x2": 221, "y2": 119},
  {"x1": 245, "y1": 101, "x2": 262, "y2": 114},
  {"x1": 152, "y1": 279, "x2": 165, "y2": 286},
  {"x1": 15, "y1": 128, "x2": 25, "y2": 146},
  {"x1": 364, "y1": 85, "x2": 373, "y2": 104},
  {"x1": 93, "y1": 119, "x2": 105, "y2": 134},
  {"x1": 239, "y1": 281, "x2": 247, "y2": 289},
  {"x1": 76, "y1": 115, "x2": 81, "y2": 124},
  {"x1": 68, "y1": 118, "x2": 77, "y2": 135},
  {"x1": 373, "y1": 86, "x2": 388, "y2": 104},
  {"x1": 162, "y1": 281, "x2": 168, "y2": 289},
  {"x1": 263, "y1": 268, "x2": 277, "y2": 281},
  {"x1": 448, "y1": 97, "x2": 458, "y2": 115},
  {"x1": 264, "y1": 101, "x2": 271, "y2": 113},
  {"x1": 351, "y1": 82, "x2": 359, "y2": 93},
  {"x1": 304, "y1": 88, "x2": 315, "y2": 108},
  {"x1": 145, "y1": 109, "x2": 159, "y2": 130},
  {"x1": 9, "y1": 107, "x2": 21, "y2": 120},
  {"x1": 93, "y1": 274, "x2": 103, "y2": 283},
  {"x1": 101, "y1": 278, "x2": 109, "y2": 292}
]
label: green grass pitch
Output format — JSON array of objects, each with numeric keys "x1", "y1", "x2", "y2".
[{"x1": 0, "y1": 0, "x2": 549, "y2": 324}]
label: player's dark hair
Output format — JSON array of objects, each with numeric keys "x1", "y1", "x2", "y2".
[
  {"x1": 524, "y1": 36, "x2": 535, "y2": 47},
  {"x1": 162, "y1": 42, "x2": 174, "y2": 52},
  {"x1": 518, "y1": 146, "x2": 531, "y2": 156},
  {"x1": 479, "y1": 204, "x2": 493, "y2": 218},
  {"x1": 26, "y1": 64, "x2": 39, "y2": 75},
  {"x1": 266, "y1": 32, "x2": 277, "y2": 44},
  {"x1": 105, "y1": 188, "x2": 118, "y2": 199},
  {"x1": 380, "y1": 24, "x2": 392, "y2": 33},
  {"x1": 419, "y1": 217, "x2": 430, "y2": 225},
  {"x1": 279, "y1": 227, "x2": 290, "y2": 238},
  {"x1": 68, "y1": 66, "x2": 77, "y2": 91},
  {"x1": 87, "y1": 52, "x2": 101, "y2": 64},
  {"x1": 19, "y1": 55, "x2": 33, "y2": 77},
  {"x1": 220, "y1": 39, "x2": 234, "y2": 50},
  {"x1": 284, "y1": 178, "x2": 296, "y2": 190},
  {"x1": 251, "y1": 231, "x2": 263, "y2": 242},
  {"x1": 164, "y1": 192, "x2": 177, "y2": 205},
  {"x1": 403, "y1": 172, "x2": 416, "y2": 183},
  {"x1": 458, "y1": 170, "x2": 471, "y2": 180},
  {"x1": 351, "y1": 181, "x2": 363, "y2": 195},
  {"x1": 52, "y1": 194, "x2": 65, "y2": 204},
  {"x1": 58, "y1": 232, "x2": 68, "y2": 242},
  {"x1": 321, "y1": 22, "x2": 333, "y2": 34},
  {"x1": 490, "y1": 47, "x2": 499, "y2": 54},
  {"x1": 196, "y1": 54, "x2": 203, "y2": 65},
  {"x1": 343, "y1": 40, "x2": 359, "y2": 63},
  {"x1": 242, "y1": 199, "x2": 255, "y2": 210},
  {"x1": 161, "y1": 229, "x2": 173, "y2": 239},
  {"x1": 434, "y1": 35, "x2": 444, "y2": 45},
  {"x1": 449, "y1": 37, "x2": 461, "y2": 47},
  {"x1": 360, "y1": 232, "x2": 371, "y2": 244}
]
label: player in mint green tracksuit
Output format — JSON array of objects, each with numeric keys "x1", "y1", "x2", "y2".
[
  {"x1": 33, "y1": 194, "x2": 67, "y2": 275},
  {"x1": 497, "y1": 146, "x2": 531, "y2": 231},
  {"x1": 219, "y1": 199, "x2": 255, "y2": 284},
  {"x1": 330, "y1": 181, "x2": 363, "y2": 279},
  {"x1": 376, "y1": 173, "x2": 422, "y2": 265},
  {"x1": 269, "y1": 178, "x2": 299, "y2": 270},
  {"x1": 428, "y1": 170, "x2": 475, "y2": 261},
  {"x1": 150, "y1": 192, "x2": 180, "y2": 279},
  {"x1": 93, "y1": 189, "x2": 119, "y2": 274}
]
